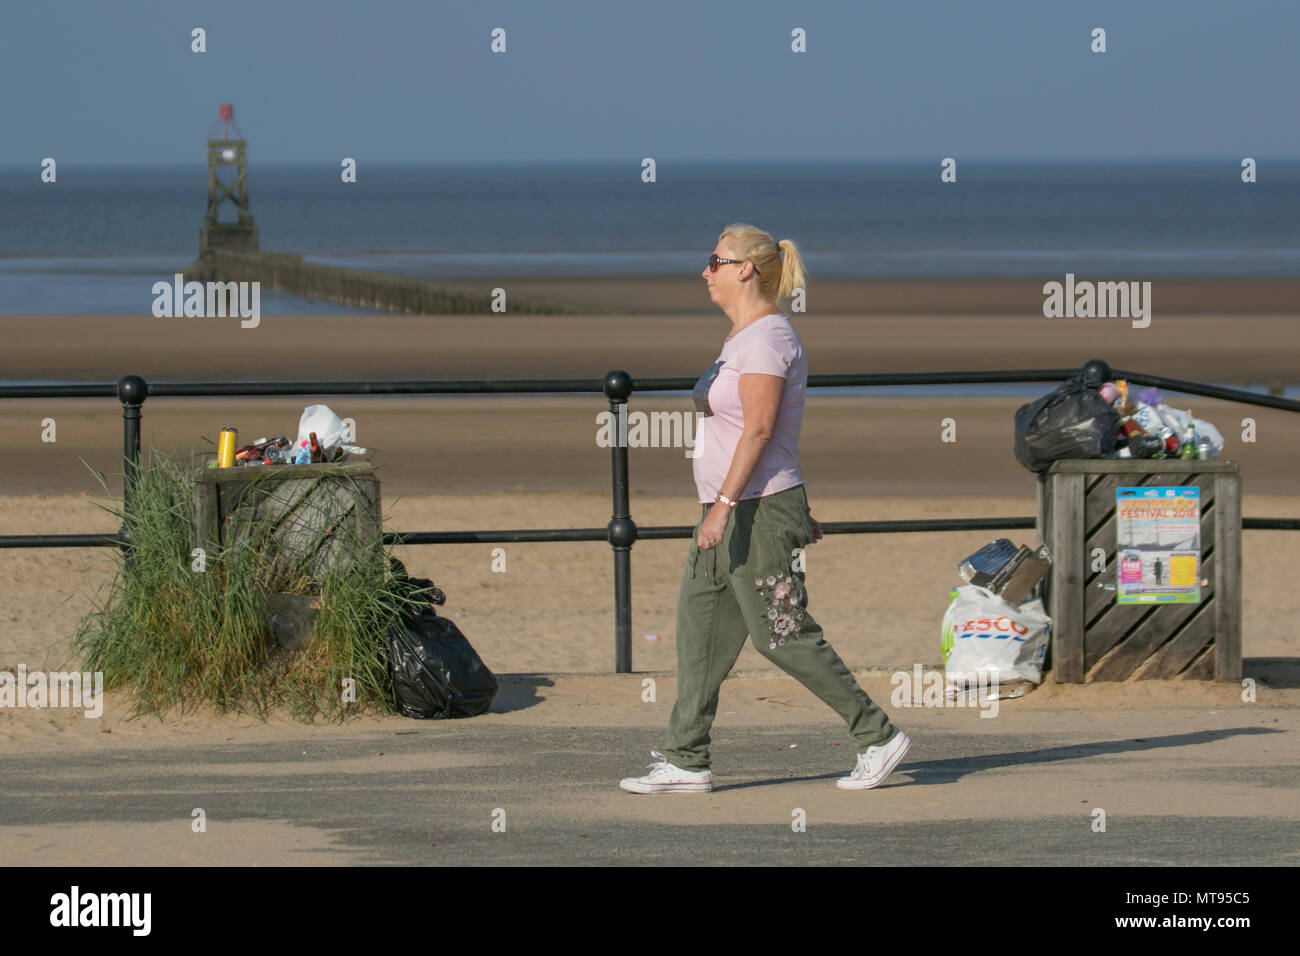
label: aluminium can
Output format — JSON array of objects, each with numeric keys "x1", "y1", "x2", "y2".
[{"x1": 217, "y1": 427, "x2": 239, "y2": 468}]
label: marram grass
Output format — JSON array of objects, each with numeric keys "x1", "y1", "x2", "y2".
[{"x1": 72, "y1": 448, "x2": 428, "y2": 722}]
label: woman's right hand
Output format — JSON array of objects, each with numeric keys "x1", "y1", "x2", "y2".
[{"x1": 697, "y1": 502, "x2": 730, "y2": 550}]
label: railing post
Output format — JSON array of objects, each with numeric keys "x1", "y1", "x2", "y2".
[
  {"x1": 116, "y1": 375, "x2": 148, "y2": 565},
  {"x1": 604, "y1": 370, "x2": 636, "y2": 673}
]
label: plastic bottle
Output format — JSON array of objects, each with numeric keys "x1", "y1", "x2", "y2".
[{"x1": 1133, "y1": 405, "x2": 1165, "y2": 436}]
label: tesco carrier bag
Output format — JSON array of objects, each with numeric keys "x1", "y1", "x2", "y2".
[{"x1": 941, "y1": 585, "x2": 1051, "y2": 699}]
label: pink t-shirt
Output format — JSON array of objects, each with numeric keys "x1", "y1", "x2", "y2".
[{"x1": 692, "y1": 312, "x2": 806, "y2": 503}]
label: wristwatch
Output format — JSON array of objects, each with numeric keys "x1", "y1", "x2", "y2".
[{"x1": 716, "y1": 493, "x2": 737, "y2": 507}]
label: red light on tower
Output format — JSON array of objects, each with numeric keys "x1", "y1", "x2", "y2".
[{"x1": 202, "y1": 102, "x2": 257, "y2": 253}]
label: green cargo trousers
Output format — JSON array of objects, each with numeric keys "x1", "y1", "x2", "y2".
[{"x1": 664, "y1": 483, "x2": 899, "y2": 771}]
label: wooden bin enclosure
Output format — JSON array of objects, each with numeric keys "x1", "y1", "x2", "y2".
[
  {"x1": 1036, "y1": 460, "x2": 1241, "y2": 683},
  {"x1": 194, "y1": 462, "x2": 382, "y2": 582}
]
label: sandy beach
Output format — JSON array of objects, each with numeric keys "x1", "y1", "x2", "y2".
[
  {"x1": 0, "y1": 288, "x2": 1296, "y2": 868},
  {"x1": 4, "y1": 489, "x2": 1299, "y2": 679},
  {"x1": 1, "y1": 279, "x2": 1297, "y2": 677}
]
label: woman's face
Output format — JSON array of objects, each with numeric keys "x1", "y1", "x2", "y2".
[{"x1": 703, "y1": 240, "x2": 754, "y2": 307}]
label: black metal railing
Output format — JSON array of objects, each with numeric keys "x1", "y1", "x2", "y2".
[{"x1": 2, "y1": 363, "x2": 1297, "y2": 672}]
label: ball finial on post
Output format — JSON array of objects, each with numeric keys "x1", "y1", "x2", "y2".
[
  {"x1": 603, "y1": 370, "x2": 634, "y2": 402},
  {"x1": 116, "y1": 374, "x2": 148, "y2": 406}
]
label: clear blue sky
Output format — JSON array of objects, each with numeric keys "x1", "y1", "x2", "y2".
[{"x1": 3, "y1": 0, "x2": 1297, "y2": 164}]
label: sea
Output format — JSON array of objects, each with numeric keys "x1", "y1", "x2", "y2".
[{"x1": 2, "y1": 159, "x2": 1298, "y2": 317}]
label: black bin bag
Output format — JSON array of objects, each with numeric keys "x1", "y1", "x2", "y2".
[
  {"x1": 1014, "y1": 372, "x2": 1119, "y2": 472},
  {"x1": 386, "y1": 609, "x2": 497, "y2": 718}
]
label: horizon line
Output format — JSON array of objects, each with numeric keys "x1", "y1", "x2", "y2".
[{"x1": 3, "y1": 156, "x2": 1299, "y2": 170}]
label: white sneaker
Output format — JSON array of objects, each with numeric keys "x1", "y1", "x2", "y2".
[
  {"x1": 619, "y1": 750, "x2": 713, "y2": 793},
  {"x1": 836, "y1": 731, "x2": 911, "y2": 790}
]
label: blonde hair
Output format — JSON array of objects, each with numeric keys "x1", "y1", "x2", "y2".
[{"x1": 719, "y1": 222, "x2": 807, "y2": 301}]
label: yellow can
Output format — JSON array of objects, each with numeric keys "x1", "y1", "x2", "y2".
[{"x1": 217, "y1": 427, "x2": 238, "y2": 468}]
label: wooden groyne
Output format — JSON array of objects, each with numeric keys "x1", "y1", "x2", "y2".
[{"x1": 184, "y1": 250, "x2": 571, "y2": 315}]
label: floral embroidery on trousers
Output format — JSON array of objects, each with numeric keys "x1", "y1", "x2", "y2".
[{"x1": 753, "y1": 555, "x2": 806, "y2": 650}]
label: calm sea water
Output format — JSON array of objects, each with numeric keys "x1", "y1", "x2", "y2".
[{"x1": 1, "y1": 160, "x2": 1297, "y2": 314}]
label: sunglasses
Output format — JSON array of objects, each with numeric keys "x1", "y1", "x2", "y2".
[{"x1": 708, "y1": 253, "x2": 761, "y2": 276}]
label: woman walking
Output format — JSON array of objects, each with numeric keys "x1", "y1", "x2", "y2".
[{"x1": 620, "y1": 223, "x2": 910, "y2": 794}]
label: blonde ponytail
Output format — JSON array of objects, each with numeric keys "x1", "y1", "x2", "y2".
[{"x1": 720, "y1": 223, "x2": 807, "y2": 302}]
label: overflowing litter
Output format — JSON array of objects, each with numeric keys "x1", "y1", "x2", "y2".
[
  {"x1": 207, "y1": 404, "x2": 368, "y2": 467},
  {"x1": 1107, "y1": 382, "x2": 1223, "y2": 461},
  {"x1": 195, "y1": 406, "x2": 498, "y2": 720},
  {"x1": 1015, "y1": 360, "x2": 1223, "y2": 471},
  {"x1": 387, "y1": 608, "x2": 497, "y2": 719},
  {"x1": 941, "y1": 538, "x2": 1053, "y2": 702}
]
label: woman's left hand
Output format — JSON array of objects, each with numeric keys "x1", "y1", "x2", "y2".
[{"x1": 697, "y1": 503, "x2": 730, "y2": 550}]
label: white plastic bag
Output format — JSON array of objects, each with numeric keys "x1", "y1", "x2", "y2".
[
  {"x1": 1158, "y1": 404, "x2": 1188, "y2": 431},
  {"x1": 296, "y1": 404, "x2": 366, "y2": 456},
  {"x1": 1191, "y1": 417, "x2": 1223, "y2": 456},
  {"x1": 941, "y1": 585, "x2": 1051, "y2": 693},
  {"x1": 1153, "y1": 405, "x2": 1224, "y2": 456}
]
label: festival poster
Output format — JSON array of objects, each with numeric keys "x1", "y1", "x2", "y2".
[{"x1": 1115, "y1": 486, "x2": 1201, "y2": 604}]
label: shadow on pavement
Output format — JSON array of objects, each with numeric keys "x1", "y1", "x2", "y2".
[
  {"x1": 488, "y1": 676, "x2": 554, "y2": 715},
  {"x1": 1246, "y1": 657, "x2": 1300, "y2": 689},
  {"x1": 710, "y1": 726, "x2": 1286, "y2": 792}
]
